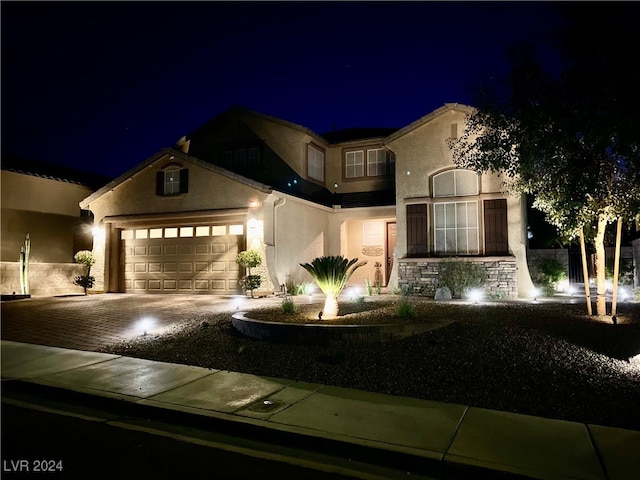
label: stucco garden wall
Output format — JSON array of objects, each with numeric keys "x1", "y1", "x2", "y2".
[
  {"x1": 1, "y1": 262, "x2": 85, "y2": 297},
  {"x1": 398, "y1": 257, "x2": 519, "y2": 299}
]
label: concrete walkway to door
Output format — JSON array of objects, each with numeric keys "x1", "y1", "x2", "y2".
[{"x1": 1, "y1": 294, "x2": 280, "y2": 352}]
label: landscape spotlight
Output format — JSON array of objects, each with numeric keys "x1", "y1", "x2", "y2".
[
  {"x1": 137, "y1": 316, "x2": 156, "y2": 336},
  {"x1": 468, "y1": 288, "x2": 483, "y2": 304}
]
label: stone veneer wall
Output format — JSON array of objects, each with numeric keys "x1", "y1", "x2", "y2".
[
  {"x1": 1, "y1": 262, "x2": 85, "y2": 297},
  {"x1": 398, "y1": 257, "x2": 519, "y2": 298}
]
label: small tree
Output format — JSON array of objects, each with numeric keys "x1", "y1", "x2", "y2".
[
  {"x1": 74, "y1": 250, "x2": 96, "y2": 295},
  {"x1": 300, "y1": 256, "x2": 366, "y2": 319},
  {"x1": 236, "y1": 250, "x2": 262, "y2": 298}
]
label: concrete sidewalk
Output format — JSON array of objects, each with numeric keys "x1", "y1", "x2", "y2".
[{"x1": 2, "y1": 340, "x2": 638, "y2": 480}]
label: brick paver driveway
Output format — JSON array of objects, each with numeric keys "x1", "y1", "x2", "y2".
[{"x1": 1, "y1": 294, "x2": 260, "y2": 351}]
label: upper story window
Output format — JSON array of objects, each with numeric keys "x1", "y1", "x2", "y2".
[
  {"x1": 222, "y1": 146, "x2": 261, "y2": 171},
  {"x1": 367, "y1": 148, "x2": 388, "y2": 176},
  {"x1": 432, "y1": 169, "x2": 478, "y2": 197},
  {"x1": 156, "y1": 164, "x2": 189, "y2": 196},
  {"x1": 344, "y1": 148, "x2": 394, "y2": 180},
  {"x1": 307, "y1": 144, "x2": 324, "y2": 182},
  {"x1": 345, "y1": 151, "x2": 365, "y2": 178},
  {"x1": 164, "y1": 167, "x2": 181, "y2": 195}
]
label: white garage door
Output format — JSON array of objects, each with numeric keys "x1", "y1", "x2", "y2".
[{"x1": 121, "y1": 224, "x2": 244, "y2": 294}]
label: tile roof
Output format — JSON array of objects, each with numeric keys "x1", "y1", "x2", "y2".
[{"x1": 1, "y1": 154, "x2": 112, "y2": 190}]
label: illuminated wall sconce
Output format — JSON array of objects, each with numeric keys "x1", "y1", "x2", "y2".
[
  {"x1": 406, "y1": 171, "x2": 411, "y2": 176},
  {"x1": 334, "y1": 183, "x2": 339, "y2": 189}
]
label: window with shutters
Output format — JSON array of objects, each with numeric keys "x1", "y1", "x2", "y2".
[{"x1": 156, "y1": 165, "x2": 189, "y2": 196}]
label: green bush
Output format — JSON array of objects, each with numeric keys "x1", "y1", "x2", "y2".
[
  {"x1": 606, "y1": 258, "x2": 634, "y2": 285},
  {"x1": 438, "y1": 261, "x2": 485, "y2": 299},
  {"x1": 533, "y1": 258, "x2": 567, "y2": 297},
  {"x1": 240, "y1": 275, "x2": 262, "y2": 296},
  {"x1": 74, "y1": 250, "x2": 96, "y2": 295},
  {"x1": 236, "y1": 250, "x2": 262, "y2": 297},
  {"x1": 634, "y1": 288, "x2": 640, "y2": 302},
  {"x1": 364, "y1": 279, "x2": 373, "y2": 296},
  {"x1": 281, "y1": 298, "x2": 295, "y2": 314},
  {"x1": 395, "y1": 297, "x2": 415, "y2": 318}
]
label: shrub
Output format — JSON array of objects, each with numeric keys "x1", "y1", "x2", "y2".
[
  {"x1": 634, "y1": 288, "x2": 640, "y2": 302},
  {"x1": 606, "y1": 258, "x2": 634, "y2": 285},
  {"x1": 74, "y1": 250, "x2": 96, "y2": 295},
  {"x1": 364, "y1": 279, "x2": 373, "y2": 296},
  {"x1": 300, "y1": 256, "x2": 366, "y2": 319},
  {"x1": 281, "y1": 298, "x2": 295, "y2": 314},
  {"x1": 534, "y1": 258, "x2": 567, "y2": 297},
  {"x1": 438, "y1": 261, "x2": 485, "y2": 299},
  {"x1": 236, "y1": 250, "x2": 262, "y2": 298},
  {"x1": 395, "y1": 297, "x2": 415, "y2": 318},
  {"x1": 286, "y1": 280, "x2": 313, "y2": 296}
]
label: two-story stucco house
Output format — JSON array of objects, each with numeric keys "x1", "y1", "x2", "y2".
[{"x1": 80, "y1": 104, "x2": 534, "y2": 298}]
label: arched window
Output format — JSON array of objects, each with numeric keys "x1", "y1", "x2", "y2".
[{"x1": 432, "y1": 169, "x2": 478, "y2": 197}]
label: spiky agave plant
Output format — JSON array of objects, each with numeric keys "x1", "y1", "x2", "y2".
[{"x1": 300, "y1": 256, "x2": 366, "y2": 319}]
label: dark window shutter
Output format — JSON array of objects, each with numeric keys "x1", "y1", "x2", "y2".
[
  {"x1": 180, "y1": 168, "x2": 189, "y2": 193},
  {"x1": 156, "y1": 172, "x2": 164, "y2": 195},
  {"x1": 484, "y1": 199, "x2": 508, "y2": 255},
  {"x1": 407, "y1": 204, "x2": 428, "y2": 257}
]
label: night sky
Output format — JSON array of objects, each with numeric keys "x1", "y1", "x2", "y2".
[{"x1": 2, "y1": 1, "x2": 561, "y2": 179}]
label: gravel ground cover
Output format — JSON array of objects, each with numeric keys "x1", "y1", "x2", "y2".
[{"x1": 102, "y1": 296, "x2": 640, "y2": 430}]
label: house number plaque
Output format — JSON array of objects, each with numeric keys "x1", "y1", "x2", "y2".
[{"x1": 362, "y1": 247, "x2": 383, "y2": 256}]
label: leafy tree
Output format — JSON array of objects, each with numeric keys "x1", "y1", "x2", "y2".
[
  {"x1": 450, "y1": 4, "x2": 640, "y2": 315},
  {"x1": 236, "y1": 250, "x2": 262, "y2": 298},
  {"x1": 74, "y1": 250, "x2": 96, "y2": 295},
  {"x1": 300, "y1": 256, "x2": 366, "y2": 319}
]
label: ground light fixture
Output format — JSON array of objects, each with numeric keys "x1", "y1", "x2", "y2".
[
  {"x1": 468, "y1": 288, "x2": 483, "y2": 304},
  {"x1": 530, "y1": 287, "x2": 540, "y2": 303},
  {"x1": 137, "y1": 316, "x2": 156, "y2": 336}
]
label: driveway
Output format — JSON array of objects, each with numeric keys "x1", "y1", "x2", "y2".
[{"x1": 1, "y1": 294, "x2": 275, "y2": 352}]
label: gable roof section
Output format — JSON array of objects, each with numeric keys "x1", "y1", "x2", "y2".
[
  {"x1": 80, "y1": 148, "x2": 272, "y2": 209},
  {"x1": 1, "y1": 154, "x2": 112, "y2": 190},
  {"x1": 385, "y1": 103, "x2": 474, "y2": 143}
]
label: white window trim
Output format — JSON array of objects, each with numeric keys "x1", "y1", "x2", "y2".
[
  {"x1": 307, "y1": 144, "x2": 324, "y2": 182},
  {"x1": 367, "y1": 148, "x2": 387, "y2": 177},
  {"x1": 345, "y1": 150, "x2": 365, "y2": 178},
  {"x1": 433, "y1": 201, "x2": 479, "y2": 255},
  {"x1": 164, "y1": 167, "x2": 181, "y2": 195},
  {"x1": 432, "y1": 169, "x2": 479, "y2": 197}
]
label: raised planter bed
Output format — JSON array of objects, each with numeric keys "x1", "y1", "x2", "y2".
[{"x1": 232, "y1": 311, "x2": 451, "y2": 345}]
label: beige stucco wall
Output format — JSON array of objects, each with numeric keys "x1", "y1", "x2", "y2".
[
  {"x1": 388, "y1": 106, "x2": 534, "y2": 297},
  {"x1": 267, "y1": 193, "x2": 331, "y2": 289},
  {"x1": 1, "y1": 171, "x2": 94, "y2": 264}
]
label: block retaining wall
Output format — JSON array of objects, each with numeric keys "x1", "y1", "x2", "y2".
[
  {"x1": 1, "y1": 262, "x2": 85, "y2": 297},
  {"x1": 232, "y1": 312, "x2": 446, "y2": 345},
  {"x1": 398, "y1": 256, "x2": 518, "y2": 298}
]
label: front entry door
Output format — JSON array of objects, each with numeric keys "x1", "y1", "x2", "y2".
[{"x1": 386, "y1": 222, "x2": 397, "y2": 284}]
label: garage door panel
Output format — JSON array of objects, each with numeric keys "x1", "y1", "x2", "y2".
[
  {"x1": 123, "y1": 226, "x2": 243, "y2": 294},
  {"x1": 212, "y1": 244, "x2": 227, "y2": 254}
]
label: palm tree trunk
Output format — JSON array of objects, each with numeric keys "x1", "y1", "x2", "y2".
[{"x1": 323, "y1": 295, "x2": 339, "y2": 319}]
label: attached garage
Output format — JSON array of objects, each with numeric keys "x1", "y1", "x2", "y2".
[{"x1": 120, "y1": 223, "x2": 244, "y2": 294}]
